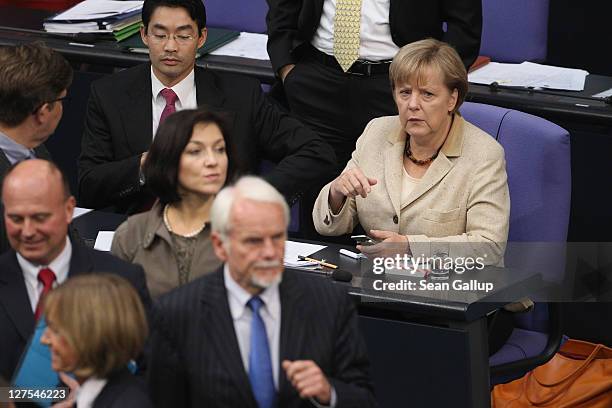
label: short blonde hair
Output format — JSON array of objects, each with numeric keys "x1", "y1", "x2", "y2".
[
  {"x1": 43, "y1": 274, "x2": 148, "y2": 379},
  {"x1": 389, "y1": 38, "x2": 468, "y2": 114}
]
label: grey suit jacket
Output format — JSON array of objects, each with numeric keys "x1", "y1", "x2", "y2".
[{"x1": 313, "y1": 114, "x2": 510, "y2": 264}]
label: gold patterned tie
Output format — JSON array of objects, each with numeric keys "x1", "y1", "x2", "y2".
[{"x1": 333, "y1": 0, "x2": 362, "y2": 72}]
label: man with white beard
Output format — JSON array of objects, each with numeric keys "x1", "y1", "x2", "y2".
[{"x1": 147, "y1": 176, "x2": 377, "y2": 408}]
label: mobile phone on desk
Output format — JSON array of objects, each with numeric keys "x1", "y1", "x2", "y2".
[{"x1": 351, "y1": 234, "x2": 378, "y2": 246}]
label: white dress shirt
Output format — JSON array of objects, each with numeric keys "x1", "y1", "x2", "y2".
[
  {"x1": 311, "y1": 0, "x2": 399, "y2": 61},
  {"x1": 17, "y1": 237, "x2": 72, "y2": 313},
  {"x1": 223, "y1": 266, "x2": 336, "y2": 407},
  {"x1": 75, "y1": 377, "x2": 108, "y2": 408},
  {"x1": 224, "y1": 265, "x2": 281, "y2": 388},
  {"x1": 150, "y1": 67, "x2": 198, "y2": 137}
]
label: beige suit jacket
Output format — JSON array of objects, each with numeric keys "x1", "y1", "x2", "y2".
[
  {"x1": 313, "y1": 114, "x2": 510, "y2": 264},
  {"x1": 111, "y1": 202, "x2": 221, "y2": 298}
]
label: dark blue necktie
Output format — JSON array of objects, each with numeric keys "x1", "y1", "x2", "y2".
[{"x1": 247, "y1": 296, "x2": 276, "y2": 408}]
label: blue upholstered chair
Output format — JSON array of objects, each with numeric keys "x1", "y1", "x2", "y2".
[
  {"x1": 204, "y1": 0, "x2": 268, "y2": 33},
  {"x1": 479, "y1": 0, "x2": 550, "y2": 62},
  {"x1": 460, "y1": 102, "x2": 571, "y2": 384}
]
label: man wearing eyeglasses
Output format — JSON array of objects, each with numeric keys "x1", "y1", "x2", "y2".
[
  {"x1": 0, "y1": 43, "x2": 73, "y2": 254},
  {"x1": 78, "y1": 0, "x2": 336, "y2": 214}
]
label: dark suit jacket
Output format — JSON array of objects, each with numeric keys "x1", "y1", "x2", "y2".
[
  {"x1": 93, "y1": 368, "x2": 153, "y2": 408},
  {"x1": 0, "y1": 145, "x2": 51, "y2": 254},
  {"x1": 0, "y1": 243, "x2": 152, "y2": 381},
  {"x1": 266, "y1": 0, "x2": 482, "y2": 71},
  {"x1": 78, "y1": 64, "x2": 336, "y2": 212},
  {"x1": 147, "y1": 268, "x2": 376, "y2": 407}
]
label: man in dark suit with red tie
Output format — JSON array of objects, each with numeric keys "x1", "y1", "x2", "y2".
[
  {"x1": 0, "y1": 159, "x2": 151, "y2": 381},
  {"x1": 147, "y1": 176, "x2": 376, "y2": 407},
  {"x1": 78, "y1": 0, "x2": 336, "y2": 214}
]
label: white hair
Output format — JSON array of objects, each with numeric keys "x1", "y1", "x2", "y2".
[{"x1": 210, "y1": 176, "x2": 290, "y2": 240}]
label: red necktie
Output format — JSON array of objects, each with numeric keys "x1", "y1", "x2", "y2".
[
  {"x1": 159, "y1": 88, "x2": 178, "y2": 124},
  {"x1": 34, "y1": 268, "x2": 56, "y2": 321}
]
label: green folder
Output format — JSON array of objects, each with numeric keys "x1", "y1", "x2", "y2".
[
  {"x1": 119, "y1": 27, "x2": 240, "y2": 57},
  {"x1": 114, "y1": 21, "x2": 142, "y2": 42}
]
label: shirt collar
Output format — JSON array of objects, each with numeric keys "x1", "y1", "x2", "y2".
[
  {"x1": 75, "y1": 376, "x2": 108, "y2": 408},
  {"x1": 223, "y1": 264, "x2": 280, "y2": 322},
  {"x1": 0, "y1": 130, "x2": 36, "y2": 164},
  {"x1": 17, "y1": 237, "x2": 73, "y2": 284},
  {"x1": 150, "y1": 66, "x2": 196, "y2": 107}
]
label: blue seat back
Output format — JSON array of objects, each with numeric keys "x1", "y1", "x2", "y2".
[
  {"x1": 480, "y1": 0, "x2": 550, "y2": 62},
  {"x1": 204, "y1": 0, "x2": 268, "y2": 33}
]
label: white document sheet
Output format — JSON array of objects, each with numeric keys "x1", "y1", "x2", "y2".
[
  {"x1": 209, "y1": 32, "x2": 270, "y2": 61},
  {"x1": 50, "y1": 1, "x2": 143, "y2": 21},
  {"x1": 72, "y1": 207, "x2": 93, "y2": 220},
  {"x1": 284, "y1": 240, "x2": 327, "y2": 267},
  {"x1": 593, "y1": 88, "x2": 612, "y2": 98},
  {"x1": 94, "y1": 231, "x2": 115, "y2": 251},
  {"x1": 468, "y1": 61, "x2": 589, "y2": 91}
]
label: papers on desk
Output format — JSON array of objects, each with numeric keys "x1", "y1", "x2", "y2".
[
  {"x1": 43, "y1": 0, "x2": 143, "y2": 41},
  {"x1": 94, "y1": 231, "x2": 115, "y2": 251},
  {"x1": 284, "y1": 240, "x2": 327, "y2": 268},
  {"x1": 209, "y1": 32, "x2": 270, "y2": 61},
  {"x1": 48, "y1": 0, "x2": 143, "y2": 20},
  {"x1": 593, "y1": 88, "x2": 612, "y2": 98},
  {"x1": 468, "y1": 61, "x2": 589, "y2": 91},
  {"x1": 72, "y1": 207, "x2": 93, "y2": 220}
]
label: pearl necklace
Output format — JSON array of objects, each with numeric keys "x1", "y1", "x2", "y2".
[{"x1": 163, "y1": 204, "x2": 206, "y2": 238}]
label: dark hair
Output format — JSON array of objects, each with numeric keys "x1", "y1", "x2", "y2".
[
  {"x1": 143, "y1": 109, "x2": 239, "y2": 206},
  {"x1": 2, "y1": 159, "x2": 72, "y2": 201},
  {"x1": 142, "y1": 0, "x2": 207, "y2": 33},
  {"x1": 0, "y1": 43, "x2": 72, "y2": 127}
]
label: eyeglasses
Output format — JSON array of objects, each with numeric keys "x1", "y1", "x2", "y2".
[
  {"x1": 148, "y1": 32, "x2": 196, "y2": 45},
  {"x1": 31, "y1": 96, "x2": 71, "y2": 114}
]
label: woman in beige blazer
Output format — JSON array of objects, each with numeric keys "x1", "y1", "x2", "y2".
[
  {"x1": 313, "y1": 39, "x2": 510, "y2": 265},
  {"x1": 111, "y1": 109, "x2": 239, "y2": 297}
]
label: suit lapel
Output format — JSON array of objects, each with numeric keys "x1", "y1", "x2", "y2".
[
  {"x1": 0, "y1": 252, "x2": 35, "y2": 341},
  {"x1": 122, "y1": 64, "x2": 153, "y2": 153},
  {"x1": 400, "y1": 155, "x2": 454, "y2": 210},
  {"x1": 201, "y1": 270, "x2": 256, "y2": 407},
  {"x1": 384, "y1": 138, "x2": 406, "y2": 216},
  {"x1": 194, "y1": 67, "x2": 226, "y2": 110},
  {"x1": 67, "y1": 244, "x2": 93, "y2": 277},
  {"x1": 278, "y1": 272, "x2": 307, "y2": 403},
  {"x1": 0, "y1": 150, "x2": 10, "y2": 172},
  {"x1": 400, "y1": 115, "x2": 464, "y2": 210}
]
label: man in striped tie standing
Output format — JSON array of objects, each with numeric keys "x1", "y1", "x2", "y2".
[{"x1": 147, "y1": 176, "x2": 377, "y2": 407}]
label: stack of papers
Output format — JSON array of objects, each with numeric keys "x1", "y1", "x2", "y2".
[
  {"x1": 43, "y1": 0, "x2": 144, "y2": 42},
  {"x1": 468, "y1": 61, "x2": 589, "y2": 91}
]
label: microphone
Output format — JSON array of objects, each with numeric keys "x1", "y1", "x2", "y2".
[
  {"x1": 293, "y1": 268, "x2": 353, "y2": 282},
  {"x1": 331, "y1": 269, "x2": 353, "y2": 282}
]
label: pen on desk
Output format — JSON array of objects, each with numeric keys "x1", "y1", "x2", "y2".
[
  {"x1": 298, "y1": 255, "x2": 338, "y2": 269},
  {"x1": 69, "y1": 42, "x2": 95, "y2": 48},
  {"x1": 339, "y1": 249, "x2": 366, "y2": 259}
]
